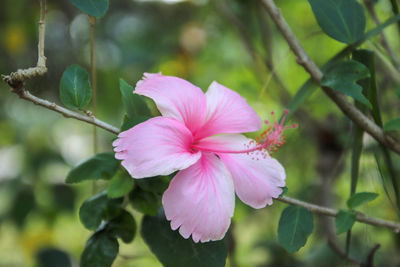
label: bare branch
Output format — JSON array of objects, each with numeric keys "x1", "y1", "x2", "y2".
[
  {"x1": 260, "y1": 0, "x2": 400, "y2": 156},
  {"x1": 278, "y1": 196, "x2": 400, "y2": 233},
  {"x1": 13, "y1": 88, "x2": 120, "y2": 135},
  {"x1": 2, "y1": 0, "x2": 47, "y2": 89}
]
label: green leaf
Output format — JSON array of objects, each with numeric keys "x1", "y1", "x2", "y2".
[
  {"x1": 107, "y1": 171, "x2": 134, "y2": 198},
  {"x1": 136, "y1": 176, "x2": 170, "y2": 193},
  {"x1": 120, "y1": 78, "x2": 151, "y2": 118},
  {"x1": 106, "y1": 210, "x2": 136, "y2": 243},
  {"x1": 321, "y1": 60, "x2": 372, "y2": 108},
  {"x1": 335, "y1": 210, "x2": 356, "y2": 234},
  {"x1": 141, "y1": 210, "x2": 227, "y2": 267},
  {"x1": 278, "y1": 206, "x2": 314, "y2": 253},
  {"x1": 59, "y1": 65, "x2": 92, "y2": 110},
  {"x1": 80, "y1": 231, "x2": 118, "y2": 267},
  {"x1": 129, "y1": 187, "x2": 161, "y2": 216},
  {"x1": 79, "y1": 192, "x2": 122, "y2": 230},
  {"x1": 307, "y1": 0, "x2": 366, "y2": 44},
  {"x1": 66, "y1": 152, "x2": 119, "y2": 184},
  {"x1": 120, "y1": 114, "x2": 150, "y2": 131},
  {"x1": 347, "y1": 192, "x2": 379, "y2": 209},
  {"x1": 384, "y1": 118, "x2": 400, "y2": 131},
  {"x1": 69, "y1": 0, "x2": 109, "y2": 18}
]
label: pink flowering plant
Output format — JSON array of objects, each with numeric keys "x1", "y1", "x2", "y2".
[
  {"x1": 4, "y1": 0, "x2": 400, "y2": 266},
  {"x1": 113, "y1": 73, "x2": 292, "y2": 242}
]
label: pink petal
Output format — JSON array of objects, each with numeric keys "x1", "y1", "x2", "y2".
[
  {"x1": 196, "y1": 134, "x2": 286, "y2": 208},
  {"x1": 162, "y1": 153, "x2": 235, "y2": 243},
  {"x1": 194, "y1": 81, "x2": 262, "y2": 140},
  {"x1": 135, "y1": 73, "x2": 206, "y2": 133},
  {"x1": 113, "y1": 117, "x2": 201, "y2": 178}
]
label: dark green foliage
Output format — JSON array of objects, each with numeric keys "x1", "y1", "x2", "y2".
[
  {"x1": 308, "y1": 0, "x2": 366, "y2": 44},
  {"x1": 129, "y1": 186, "x2": 161, "y2": 216},
  {"x1": 141, "y1": 210, "x2": 228, "y2": 267},
  {"x1": 9, "y1": 186, "x2": 35, "y2": 228},
  {"x1": 80, "y1": 231, "x2": 119, "y2": 267},
  {"x1": 107, "y1": 170, "x2": 134, "y2": 198},
  {"x1": 36, "y1": 248, "x2": 72, "y2": 267},
  {"x1": 105, "y1": 210, "x2": 136, "y2": 243},
  {"x1": 51, "y1": 184, "x2": 76, "y2": 212},
  {"x1": 136, "y1": 176, "x2": 171, "y2": 193},
  {"x1": 79, "y1": 191, "x2": 122, "y2": 230},
  {"x1": 66, "y1": 153, "x2": 119, "y2": 184},
  {"x1": 321, "y1": 60, "x2": 371, "y2": 108}
]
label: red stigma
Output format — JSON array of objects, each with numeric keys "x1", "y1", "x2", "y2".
[{"x1": 256, "y1": 109, "x2": 297, "y2": 155}]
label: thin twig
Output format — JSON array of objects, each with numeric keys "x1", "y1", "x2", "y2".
[
  {"x1": 278, "y1": 196, "x2": 400, "y2": 233},
  {"x1": 2, "y1": 0, "x2": 47, "y2": 89},
  {"x1": 12, "y1": 89, "x2": 120, "y2": 134},
  {"x1": 260, "y1": 0, "x2": 400, "y2": 156}
]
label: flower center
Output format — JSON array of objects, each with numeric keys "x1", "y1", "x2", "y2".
[{"x1": 192, "y1": 109, "x2": 297, "y2": 157}]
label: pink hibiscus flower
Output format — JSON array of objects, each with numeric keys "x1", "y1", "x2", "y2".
[{"x1": 113, "y1": 73, "x2": 291, "y2": 243}]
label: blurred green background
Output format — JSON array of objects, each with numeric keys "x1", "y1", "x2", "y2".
[{"x1": 1, "y1": 0, "x2": 400, "y2": 266}]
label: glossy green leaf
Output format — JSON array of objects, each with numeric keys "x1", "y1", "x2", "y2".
[
  {"x1": 136, "y1": 176, "x2": 170, "y2": 193},
  {"x1": 278, "y1": 206, "x2": 314, "y2": 253},
  {"x1": 129, "y1": 187, "x2": 160, "y2": 216},
  {"x1": 107, "y1": 171, "x2": 134, "y2": 198},
  {"x1": 106, "y1": 210, "x2": 136, "y2": 243},
  {"x1": 308, "y1": 0, "x2": 366, "y2": 44},
  {"x1": 80, "y1": 231, "x2": 118, "y2": 267},
  {"x1": 384, "y1": 118, "x2": 400, "y2": 131},
  {"x1": 335, "y1": 210, "x2": 356, "y2": 234},
  {"x1": 120, "y1": 78, "x2": 151, "y2": 118},
  {"x1": 141, "y1": 210, "x2": 227, "y2": 267},
  {"x1": 59, "y1": 65, "x2": 92, "y2": 110},
  {"x1": 347, "y1": 192, "x2": 379, "y2": 209},
  {"x1": 321, "y1": 60, "x2": 372, "y2": 108},
  {"x1": 66, "y1": 152, "x2": 119, "y2": 184},
  {"x1": 79, "y1": 192, "x2": 122, "y2": 230},
  {"x1": 69, "y1": 0, "x2": 109, "y2": 18}
]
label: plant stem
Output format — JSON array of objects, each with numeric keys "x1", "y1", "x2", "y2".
[
  {"x1": 259, "y1": 0, "x2": 400, "y2": 156},
  {"x1": 89, "y1": 15, "x2": 98, "y2": 154}
]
